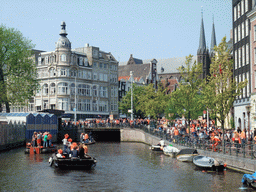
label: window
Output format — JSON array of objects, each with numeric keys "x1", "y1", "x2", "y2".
[
  {"x1": 99, "y1": 73, "x2": 103, "y2": 81},
  {"x1": 60, "y1": 69, "x2": 66, "y2": 76},
  {"x1": 92, "y1": 85, "x2": 97, "y2": 97},
  {"x1": 84, "y1": 58, "x2": 88, "y2": 66},
  {"x1": 246, "y1": 20, "x2": 248, "y2": 37},
  {"x1": 99, "y1": 101, "x2": 108, "y2": 112},
  {"x1": 42, "y1": 84, "x2": 48, "y2": 96},
  {"x1": 49, "y1": 68, "x2": 56, "y2": 77},
  {"x1": 58, "y1": 82, "x2": 68, "y2": 95},
  {"x1": 45, "y1": 56, "x2": 49, "y2": 64},
  {"x1": 104, "y1": 74, "x2": 108, "y2": 81},
  {"x1": 241, "y1": 0, "x2": 244, "y2": 15},
  {"x1": 61, "y1": 54, "x2": 66, "y2": 62},
  {"x1": 43, "y1": 100, "x2": 48, "y2": 109},
  {"x1": 245, "y1": 0, "x2": 248, "y2": 12},
  {"x1": 110, "y1": 99, "x2": 118, "y2": 111},
  {"x1": 79, "y1": 57, "x2": 83, "y2": 66},
  {"x1": 234, "y1": 28, "x2": 237, "y2": 44},
  {"x1": 247, "y1": 72, "x2": 249, "y2": 97},
  {"x1": 99, "y1": 63, "x2": 103, "y2": 68},
  {"x1": 238, "y1": 25, "x2": 240, "y2": 41},
  {"x1": 83, "y1": 71, "x2": 87, "y2": 79},
  {"x1": 92, "y1": 100, "x2": 98, "y2": 111},
  {"x1": 242, "y1": 46, "x2": 245, "y2": 66},
  {"x1": 85, "y1": 99, "x2": 91, "y2": 111},
  {"x1": 50, "y1": 83, "x2": 56, "y2": 95},
  {"x1": 246, "y1": 43, "x2": 249, "y2": 65},
  {"x1": 238, "y1": 48, "x2": 241, "y2": 67},
  {"x1": 254, "y1": 25, "x2": 256, "y2": 41},
  {"x1": 70, "y1": 83, "x2": 75, "y2": 95},
  {"x1": 238, "y1": 3, "x2": 241, "y2": 18},
  {"x1": 234, "y1": 6, "x2": 237, "y2": 21},
  {"x1": 111, "y1": 86, "x2": 118, "y2": 97},
  {"x1": 93, "y1": 72, "x2": 98, "y2": 80},
  {"x1": 38, "y1": 57, "x2": 41, "y2": 65},
  {"x1": 58, "y1": 98, "x2": 68, "y2": 111},
  {"x1": 100, "y1": 86, "x2": 108, "y2": 97},
  {"x1": 243, "y1": 73, "x2": 246, "y2": 98},
  {"x1": 78, "y1": 84, "x2": 91, "y2": 96},
  {"x1": 235, "y1": 50, "x2": 237, "y2": 70},
  {"x1": 87, "y1": 71, "x2": 92, "y2": 79},
  {"x1": 93, "y1": 62, "x2": 97, "y2": 67},
  {"x1": 242, "y1": 22, "x2": 244, "y2": 39},
  {"x1": 104, "y1": 63, "x2": 107, "y2": 69},
  {"x1": 70, "y1": 70, "x2": 77, "y2": 77}
]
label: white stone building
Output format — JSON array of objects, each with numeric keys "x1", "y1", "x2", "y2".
[{"x1": 11, "y1": 21, "x2": 119, "y2": 119}]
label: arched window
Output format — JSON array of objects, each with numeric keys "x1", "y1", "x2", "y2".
[
  {"x1": 42, "y1": 84, "x2": 48, "y2": 96},
  {"x1": 49, "y1": 68, "x2": 56, "y2": 77},
  {"x1": 50, "y1": 83, "x2": 56, "y2": 95},
  {"x1": 58, "y1": 82, "x2": 68, "y2": 95}
]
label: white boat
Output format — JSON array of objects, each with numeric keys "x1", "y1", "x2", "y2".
[
  {"x1": 193, "y1": 155, "x2": 225, "y2": 171},
  {"x1": 149, "y1": 145, "x2": 165, "y2": 152},
  {"x1": 163, "y1": 145, "x2": 180, "y2": 157},
  {"x1": 176, "y1": 148, "x2": 198, "y2": 162}
]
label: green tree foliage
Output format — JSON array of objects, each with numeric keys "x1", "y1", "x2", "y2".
[
  {"x1": 0, "y1": 25, "x2": 38, "y2": 112},
  {"x1": 168, "y1": 54, "x2": 204, "y2": 124},
  {"x1": 202, "y1": 36, "x2": 247, "y2": 131}
]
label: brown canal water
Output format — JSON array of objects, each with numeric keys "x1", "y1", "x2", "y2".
[{"x1": 0, "y1": 142, "x2": 254, "y2": 192}]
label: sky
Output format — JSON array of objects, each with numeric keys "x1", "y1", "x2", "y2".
[{"x1": 0, "y1": 0, "x2": 232, "y2": 62}]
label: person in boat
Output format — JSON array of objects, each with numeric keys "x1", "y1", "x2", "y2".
[
  {"x1": 32, "y1": 132, "x2": 37, "y2": 147},
  {"x1": 47, "y1": 132, "x2": 52, "y2": 147},
  {"x1": 89, "y1": 131, "x2": 93, "y2": 142},
  {"x1": 71, "y1": 145, "x2": 79, "y2": 158},
  {"x1": 43, "y1": 132, "x2": 48, "y2": 148},
  {"x1": 67, "y1": 138, "x2": 72, "y2": 154},
  {"x1": 37, "y1": 132, "x2": 42, "y2": 147},
  {"x1": 56, "y1": 149, "x2": 65, "y2": 158},
  {"x1": 78, "y1": 143, "x2": 85, "y2": 158},
  {"x1": 62, "y1": 134, "x2": 69, "y2": 154},
  {"x1": 84, "y1": 133, "x2": 89, "y2": 143},
  {"x1": 80, "y1": 133, "x2": 84, "y2": 143}
]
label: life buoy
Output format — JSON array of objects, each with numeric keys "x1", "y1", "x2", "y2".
[{"x1": 49, "y1": 157, "x2": 53, "y2": 166}]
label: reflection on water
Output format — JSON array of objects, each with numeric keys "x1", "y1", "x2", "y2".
[{"x1": 0, "y1": 143, "x2": 255, "y2": 191}]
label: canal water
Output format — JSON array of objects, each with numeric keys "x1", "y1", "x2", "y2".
[{"x1": 0, "y1": 142, "x2": 254, "y2": 192}]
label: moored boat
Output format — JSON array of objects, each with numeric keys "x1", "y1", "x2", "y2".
[
  {"x1": 25, "y1": 144, "x2": 57, "y2": 154},
  {"x1": 149, "y1": 145, "x2": 166, "y2": 152},
  {"x1": 176, "y1": 148, "x2": 198, "y2": 162},
  {"x1": 163, "y1": 145, "x2": 180, "y2": 157},
  {"x1": 49, "y1": 153, "x2": 97, "y2": 169},
  {"x1": 193, "y1": 155, "x2": 226, "y2": 171},
  {"x1": 242, "y1": 172, "x2": 256, "y2": 188}
]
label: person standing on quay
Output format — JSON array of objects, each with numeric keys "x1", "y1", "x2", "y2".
[{"x1": 43, "y1": 133, "x2": 48, "y2": 148}]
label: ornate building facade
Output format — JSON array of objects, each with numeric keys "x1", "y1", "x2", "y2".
[{"x1": 11, "y1": 21, "x2": 119, "y2": 119}]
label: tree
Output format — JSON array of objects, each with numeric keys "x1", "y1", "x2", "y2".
[
  {"x1": 169, "y1": 54, "x2": 203, "y2": 130},
  {"x1": 118, "y1": 84, "x2": 146, "y2": 118},
  {"x1": 202, "y1": 36, "x2": 247, "y2": 131},
  {"x1": 137, "y1": 84, "x2": 168, "y2": 119},
  {"x1": 0, "y1": 25, "x2": 38, "y2": 112}
]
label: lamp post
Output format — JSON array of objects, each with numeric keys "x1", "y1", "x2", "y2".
[{"x1": 130, "y1": 71, "x2": 134, "y2": 121}]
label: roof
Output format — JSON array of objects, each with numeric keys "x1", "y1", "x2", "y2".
[{"x1": 118, "y1": 63, "x2": 150, "y2": 80}]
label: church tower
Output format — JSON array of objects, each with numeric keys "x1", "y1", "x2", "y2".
[
  {"x1": 197, "y1": 12, "x2": 211, "y2": 79},
  {"x1": 210, "y1": 19, "x2": 217, "y2": 58}
]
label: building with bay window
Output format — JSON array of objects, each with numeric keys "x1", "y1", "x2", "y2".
[{"x1": 11, "y1": 21, "x2": 119, "y2": 119}]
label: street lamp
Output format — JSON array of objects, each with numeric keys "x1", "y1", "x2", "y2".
[{"x1": 130, "y1": 71, "x2": 134, "y2": 121}]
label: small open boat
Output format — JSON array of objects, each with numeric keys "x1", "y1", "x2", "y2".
[
  {"x1": 193, "y1": 155, "x2": 226, "y2": 171},
  {"x1": 149, "y1": 145, "x2": 166, "y2": 152},
  {"x1": 242, "y1": 172, "x2": 256, "y2": 188},
  {"x1": 49, "y1": 153, "x2": 97, "y2": 169},
  {"x1": 163, "y1": 145, "x2": 180, "y2": 157},
  {"x1": 176, "y1": 148, "x2": 198, "y2": 162}
]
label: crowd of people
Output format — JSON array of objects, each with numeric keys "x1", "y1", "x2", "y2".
[{"x1": 31, "y1": 131, "x2": 53, "y2": 148}]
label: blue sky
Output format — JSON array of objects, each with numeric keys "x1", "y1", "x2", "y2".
[{"x1": 1, "y1": 0, "x2": 231, "y2": 62}]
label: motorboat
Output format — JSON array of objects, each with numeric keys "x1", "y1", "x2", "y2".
[
  {"x1": 176, "y1": 148, "x2": 198, "y2": 162},
  {"x1": 25, "y1": 143, "x2": 57, "y2": 154},
  {"x1": 193, "y1": 155, "x2": 226, "y2": 171},
  {"x1": 149, "y1": 145, "x2": 166, "y2": 152},
  {"x1": 49, "y1": 153, "x2": 97, "y2": 169},
  {"x1": 242, "y1": 172, "x2": 256, "y2": 188},
  {"x1": 163, "y1": 145, "x2": 180, "y2": 157}
]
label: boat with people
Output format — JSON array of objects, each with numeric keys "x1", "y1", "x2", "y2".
[
  {"x1": 49, "y1": 153, "x2": 97, "y2": 169},
  {"x1": 25, "y1": 142, "x2": 57, "y2": 154},
  {"x1": 163, "y1": 145, "x2": 180, "y2": 157},
  {"x1": 193, "y1": 155, "x2": 226, "y2": 171},
  {"x1": 176, "y1": 148, "x2": 198, "y2": 162},
  {"x1": 149, "y1": 139, "x2": 166, "y2": 152}
]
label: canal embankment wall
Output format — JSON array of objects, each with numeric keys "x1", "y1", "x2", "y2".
[{"x1": 121, "y1": 128, "x2": 256, "y2": 173}]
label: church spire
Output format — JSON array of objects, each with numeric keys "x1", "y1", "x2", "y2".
[
  {"x1": 198, "y1": 7, "x2": 207, "y2": 54},
  {"x1": 210, "y1": 17, "x2": 217, "y2": 57}
]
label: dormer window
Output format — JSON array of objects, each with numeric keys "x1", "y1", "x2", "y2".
[
  {"x1": 79, "y1": 57, "x2": 83, "y2": 66},
  {"x1": 38, "y1": 57, "x2": 41, "y2": 65}
]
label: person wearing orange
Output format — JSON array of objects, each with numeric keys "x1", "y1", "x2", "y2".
[
  {"x1": 240, "y1": 130, "x2": 246, "y2": 145},
  {"x1": 37, "y1": 132, "x2": 42, "y2": 147},
  {"x1": 212, "y1": 136, "x2": 220, "y2": 152},
  {"x1": 174, "y1": 128, "x2": 179, "y2": 142},
  {"x1": 56, "y1": 149, "x2": 65, "y2": 158},
  {"x1": 47, "y1": 132, "x2": 53, "y2": 147},
  {"x1": 84, "y1": 133, "x2": 89, "y2": 143}
]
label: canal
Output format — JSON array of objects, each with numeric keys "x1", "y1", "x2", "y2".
[{"x1": 0, "y1": 142, "x2": 254, "y2": 192}]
